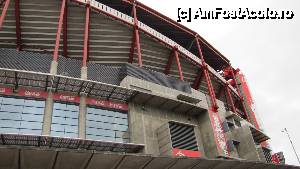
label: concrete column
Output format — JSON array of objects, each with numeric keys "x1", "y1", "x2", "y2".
[
  {"x1": 78, "y1": 94, "x2": 87, "y2": 139},
  {"x1": 78, "y1": 66, "x2": 88, "y2": 139},
  {"x1": 42, "y1": 90, "x2": 54, "y2": 135},
  {"x1": 50, "y1": 60, "x2": 58, "y2": 75},
  {"x1": 42, "y1": 60, "x2": 58, "y2": 135}
]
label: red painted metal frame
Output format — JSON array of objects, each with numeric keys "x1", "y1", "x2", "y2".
[
  {"x1": 0, "y1": 0, "x2": 10, "y2": 30},
  {"x1": 82, "y1": 1, "x2": 90, "y2": 67},
  {"x1": 14, "y1": 0, "x2": 21, "y2": 50},
  {"x1": 164, "y1": 50, "x2": 175, "y2": 75},
  {"x1": 128, "y1": 30, "x2": 136, "y2": 63},
  {"x1": 229, "y1": 67, "x2": 250, "y2": 121},
  {"x1": 195, "y1": 37, "x2": 218, "y2": 111},
  {"x1": 122, "y1": 0, "x2": 230, "y2": 65},
  {"x1": 53, "y1": 0, "x2": 66, "y2": 61},
  {"x1": 225, "y1": 84, "x2": 237, "y2": 113},
  {"x1": 192, "y1": 70, "x2": 203, "y2": 90},
  {"x1": 132, "y1": 2, "x2": 142, "y2": 67},
  {"x1": 63, "y1": 0, "x2": 68, "y2": 57},
  {"x1": 174, "y1": 47, "x2": 184, "y2": 81}
]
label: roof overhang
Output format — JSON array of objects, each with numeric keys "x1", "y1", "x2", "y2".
[{"x1": 0, "y1": 146, "x2": 298, "y2": 169}]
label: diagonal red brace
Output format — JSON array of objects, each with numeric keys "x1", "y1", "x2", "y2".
[
  {"x1": 225, "y1": 84, "x2": 237, "y2": 113},
  {"x1": 195, "y1": 37, "x2": 218, "y2": 111},
  {"x1": 128, "y1": 2, "x2": 142, "y2": 67},
  {"x1": 53, "y1": 0, "x2": 66, "y2": 61},
  {"x1": 173, "y1": 47, "x2": 184, "y2": 81},
  {"x1": 0, "y1": 0, "x2": 10, "y2": 30},
  {"x1": 63, "y1": 0, "x2": 68, "y2": 57},
  {"x1": 192, "y1": 70, "x2": 203, "y2": 90},
  {"x1": 82, "y1": 1, "x2": 90, "y2": 67},
  {"x1": 164, "y1": 50, "x2": 175, "y2": 75},
  {"x1": 14, "y1": 0, "x2": 21, "y2": 50}
]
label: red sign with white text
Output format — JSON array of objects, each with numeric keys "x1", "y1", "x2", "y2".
[
  {"x1": 172, "y1": 148, "x2": 201, "y2": 158},
  {"x1": 87, "y1": 98, "x2": 128, "y2": 111},
  {"x1": 18, "y1": 88, "x2": 48, "y2": 99},
  {"x1": 0, "y1": 86, "x2": 13, "y2": 95},
  {"x1": 53, "y1": 93, "x2": 80, "y2": 103}
]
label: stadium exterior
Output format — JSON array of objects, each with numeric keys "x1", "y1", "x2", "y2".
[{"x1": 0, "y1": 0, "x2": 297, "y2": 168}]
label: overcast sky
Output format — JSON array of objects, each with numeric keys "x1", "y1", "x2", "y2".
[{"x1": 138, "y1": 0, "x2": 300, "y2": 166}]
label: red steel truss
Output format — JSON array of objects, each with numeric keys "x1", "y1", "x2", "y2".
[
  {"x1": 14, "y1": 0, "x2": 21, "y2": 50},
  {"x1": 129, "y1": 1, "x2": 142, "y2": 67},
  {"x1": 0, "y1": 0, "x2": 10, "y2": 29},
  {"x1": 164, "y1": 46, "x2": 184, "y2": 81},
  {"x1": 53, "y1": 0, "x2": 66, "y2": 61},
  {"x1": 63, "y1": 0, "x2": 68, "y2": 57},
  {"x1": 82, "y1": 1, "x2": 90, "y2": 67},
  {"x1": 229, "y1": 67, "x2": 250, "y2": 121}
]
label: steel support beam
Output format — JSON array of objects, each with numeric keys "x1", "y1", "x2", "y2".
[
  {"x1": 128, "y1": 1, "x2": 142, "y2": 67},
  {"x1": 82, "y1": 1, "x2": 90, "y2": 67},
  {"x1": 174, "y1": 47, "x2": 184, "y2": 81},
  {"x1": 63, "y1": 0, "x2": 68, "y2": 57},
  {"x1": 195, "y1": 37, "x2": 218, "y2": 111},
  {"x1": 229, "y1": 67, "x2": 250, "y2": 122},
  {"x1": 0, "y1": 0, "x2": 10, "y2": 30},
  {"x1": 225, "y1": 84, "x2": 237, "y2": 113},
  {"x1": 14, "y1": 0, "x2": 21, "y2": 50},
  {"x1": 164, "y1": 50, "x2": 175, "y2": 75},
  {"x1": 53, "y1": 0, "x2": 66, "y2": 61},
  {"x1": 192, "y1": 70, "x2": 203, "y2": 90}
]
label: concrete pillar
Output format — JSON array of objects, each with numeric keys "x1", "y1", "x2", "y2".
[
  {"x1": 42, "y1": 90, "x2": 54, "y2": 135},
  {"x1": 78, "y1": 94, "x2": 87, "y2": 139},
  {"x1": 42, "y1": 60, "x2": 58, "y2": 135},
  {"x1": 78, "y1": 66, "x2": 88, "y2": 139},
  {"x1": 50, "y1": 60, "x2": 58, "y2": 75}
]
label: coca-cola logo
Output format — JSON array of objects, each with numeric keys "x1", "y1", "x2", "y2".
[
  {"x1": 175, "y1": 150, "x2": 186, "y2": 157},
  {"x1": 95, "y1": 100, "x2": 105, "y2": 106}
]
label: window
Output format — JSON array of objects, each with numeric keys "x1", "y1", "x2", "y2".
[
  {"x1": 0, "y1": 96, "x2": 45, "y2": 135},
  {"x1": 86, "y1": 107, "x2": 129, "y2": 143},
  {"x1": 51, "y1": 102, "x2": 79, "y2": 138}
]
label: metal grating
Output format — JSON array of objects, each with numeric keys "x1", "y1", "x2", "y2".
[
  {"x1": 169, "y1": 122, "x2": 198, "y2": 151},
  {"x1": 0, "y1": 133, "x2": 144, "y2": 153},
  {"x1": 0, "y1": 48, "x2": 52, "y2": 73}
]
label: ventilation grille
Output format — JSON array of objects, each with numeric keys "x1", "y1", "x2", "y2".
[
  {"x1": 263, "y1": 148, "x2": 273, "y2": 163},
  {"x1": 169, "y1": 122, "x2": 198, "y2": 151}
]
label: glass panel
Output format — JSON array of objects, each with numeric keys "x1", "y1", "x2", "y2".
[
  {"x1": 86, "y1": 107, "x2": 128, "y2": 143},
  {"x1": 51, "y1": 102, "x2": 79, "y2": 138},
  {"x1": 0, "y1": 96, "x2": 45, "y2": 135}
]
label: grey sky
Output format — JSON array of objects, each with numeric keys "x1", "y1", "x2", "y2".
[{"x1": 138, "y1": 0, "x2": 300, "y2": 166}]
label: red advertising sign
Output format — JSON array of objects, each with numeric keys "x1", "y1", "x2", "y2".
[
  {"x1": 172, "y1": 148, "x2": 201, "y2": 158},
  {"x1": 0, "y1": 86, "x2": 13, "y2": 95},
  {"x1": 18, "y1": 88, "x2": 48, "y2": 99},
  {"x1": 53, "y1": 93, "x2": 80, "y2": 103},
  {"x1": 87, "y1": 98, "x2": 128, "y2": 111}
]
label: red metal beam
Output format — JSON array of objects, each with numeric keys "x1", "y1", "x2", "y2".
[
  {"x1": 195, "y1": 37, "x2": 218, "y2": 111},
  {"x1": 128, "y1": 30, "x2": 136, "y2": 63},
  {"x1": 132, "y1": 3, "x2": 142, "y2": 67},
  {"x1": 192, "y1": 70, "x2": 203, "y2": 90},
  {"x1": 82, "y1": 1, "x2": 90, "y2": 67},
  {"x1": 229, "y1": 67, "x2": 250, "y2": 122},
  {"x1": 225, "y1": 84, "x2": 237, "y2": 113},
  {"x1": 63, "y1": 0, "x2": 68, "y2": 57},
  {"x1": 53, "y1": 0, "x2": 66, "y2": 61},
  {"x1": 0, "y1": 0, "x2": 10, "y2": 30},
  {"x1": 14, "y1": 0, "x2": 21, "y2": 50},
  {"x1": 174, "y1": 47, "x2": 184, "y2": 81},
  {"x1": 164, "y1": 50, "x2": 175, "y2": 75}
]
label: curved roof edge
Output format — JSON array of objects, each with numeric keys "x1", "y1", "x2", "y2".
[{"x1": 99, "y1": 0, "x2": 231, "y2": 70}]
